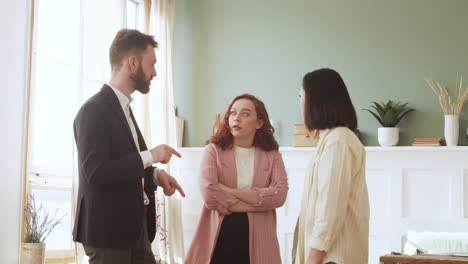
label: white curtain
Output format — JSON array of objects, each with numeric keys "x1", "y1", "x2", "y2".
[
  {"x1": 146, "y1": 0, "x2": 185, "y2": 263},
  {"x1": 72, "y1": 1, "x2": 126, "y2": 263}
]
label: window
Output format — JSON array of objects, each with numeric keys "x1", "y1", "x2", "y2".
[
  {"x1": 126, "y1": 0, "x2": 146, "y2": 125},
  {"x1": 31, "y1": 188, "x2": 73, "y2": 249},
  {"x1": 127, "y1": 0, "x2": 144, "y2": 30},
  {"x1": 127, "y1": 0, "x2": 138, "y2": 29},
  {"x1": 27, "y1": 0, "x2": 141, "y2": 251},
  {"x1": 28, "y1": 0, "x2": 81, "y2": 250},
  {"x1": 28, "y1": 0, "x2": 80, "y2": 186}
]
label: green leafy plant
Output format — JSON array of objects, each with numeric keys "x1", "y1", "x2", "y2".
[
  {"x1": 23, "y1": 194, "x2": 66, "y2": 243},
  {"x1": 363, "y1": 100, "x2": 415, "y2": 127}
]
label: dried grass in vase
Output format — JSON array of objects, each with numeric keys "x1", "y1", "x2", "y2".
[{"x1": 425, "y1": 74, "x2": 468, "y2": 115}]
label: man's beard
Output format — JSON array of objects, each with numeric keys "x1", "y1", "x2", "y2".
[{"x1": 131, "y1": 67, "x2": 151, "y2": 94}]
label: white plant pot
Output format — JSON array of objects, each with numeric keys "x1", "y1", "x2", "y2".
[
  {"x1": 21, "y1": 242, "x2": 45, "y2": 264},
  {"x1": 378, "y1": 127, "x2": 399, "y2": 147},
  {"x1": 444, "y1": 115, "x2": 459, "y2": 147}
]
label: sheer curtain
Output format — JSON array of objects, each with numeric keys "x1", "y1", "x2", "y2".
[{"x1": 145, "y1": 0, "x2": 185, "y2": 263}]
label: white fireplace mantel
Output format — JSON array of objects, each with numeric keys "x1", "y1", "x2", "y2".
[{"x1": 175, "y1": 146, "x2": 468, "y2": 264}]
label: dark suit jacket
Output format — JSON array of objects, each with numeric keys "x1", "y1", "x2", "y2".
[{"x1": 72, "y1": 84, "x2": 157, "y2": 248}]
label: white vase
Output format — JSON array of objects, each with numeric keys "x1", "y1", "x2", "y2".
[
  {"x1": 378, "y1": 127, "x2": 399, "y2": 147},
  {"x1": 444, "y1": 115, "x2": 459, "y2": 147},
  {"x1": 21, "y1": 242, "x2": 45, "y2": 264}
]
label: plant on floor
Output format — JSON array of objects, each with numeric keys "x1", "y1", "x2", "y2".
[
  {"x1": 23, "y1": 194, "x2": 66, "y2": 243},
  {"x1": 363, "y1": 100, "x2": 415, "y2": 127}
]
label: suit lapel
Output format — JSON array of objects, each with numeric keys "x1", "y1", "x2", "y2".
[
  {"x1": 252, "y1": 147, "x2": 270, "y2": 187},
  {"x1": 101, "y1": 85, "x2": 138, "y2": 152},
  {"x1": 221, "y1": 147, "x2": 238, "y2": 187}
]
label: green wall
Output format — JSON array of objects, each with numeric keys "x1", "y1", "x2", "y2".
[{"x1": 174, "y1": 0, "x2": 468, "y2": 147}]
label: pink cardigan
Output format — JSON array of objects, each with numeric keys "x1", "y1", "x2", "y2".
[{"x1": 185, "y1": 143, "x2": 288, "y2": 264}]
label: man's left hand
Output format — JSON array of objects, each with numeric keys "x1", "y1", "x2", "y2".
[{"x1": 159, "y1": 170, "x2": 186, "y2": 197}]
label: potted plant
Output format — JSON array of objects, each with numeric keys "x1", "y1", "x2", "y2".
[
  {"x1": 363, "y1": 100, "x2": 415, "y2": 146},
  {"x1": 425, "y1": 74, "x2": 468, "y2": 146},
  {"x1": 21, "y1": 195, "x2": 66, "y2": 264}
]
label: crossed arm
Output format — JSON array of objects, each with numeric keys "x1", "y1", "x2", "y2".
[
  {"x1": 199, "y1": 144, "x2": 288, "y2": 214},
  {"x1": 217, "y1": 184, "x2": 261, "y2": 212}
]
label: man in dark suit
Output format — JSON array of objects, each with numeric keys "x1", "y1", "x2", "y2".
[{"x1": 73, "y1": 29, "x2": 185, "y2": 264}]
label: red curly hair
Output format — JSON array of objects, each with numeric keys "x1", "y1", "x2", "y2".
[{"x1": 208, "y1": 94, "x2": 279, "y2": 152}]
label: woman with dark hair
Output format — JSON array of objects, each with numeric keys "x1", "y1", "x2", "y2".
[
  {"x1": 185, "y1": 94, "x2": 288, "y2": 264},
  {"x1": 293, "y1": 69, "x2": 370, "y2": 264}
]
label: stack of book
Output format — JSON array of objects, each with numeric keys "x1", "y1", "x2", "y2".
[{"x1": 412, "y1": 138, "x2": 443, "y2": 146}]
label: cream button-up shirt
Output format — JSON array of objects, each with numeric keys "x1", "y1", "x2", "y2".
[{"x1": 295, "y1": 127, "x2": 370, "y2": 264}]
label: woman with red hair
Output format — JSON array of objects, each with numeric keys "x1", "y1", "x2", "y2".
[{"x1": 185, "y1": 94, "x2": 288, "y2": 264}]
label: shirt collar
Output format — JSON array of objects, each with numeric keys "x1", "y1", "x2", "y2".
[
  {"x1": 107, "y1": 83, "x2": 133, "y2": 110},
  {"x1": 319, "y1": 128, "x2": 331, "y2": 139}
]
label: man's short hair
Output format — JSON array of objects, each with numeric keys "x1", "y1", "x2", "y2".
[{"x1": 109, "y1": 29, "x2": 158, "y2": 70}]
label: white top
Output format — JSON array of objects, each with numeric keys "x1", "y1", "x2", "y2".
[{"x1": 234, "y1": 146, "x2": 256, "y2": 189}]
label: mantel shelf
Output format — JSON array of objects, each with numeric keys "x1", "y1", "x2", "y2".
[{"x1": 178, "y1": 146, "x2": 468, "y2": 152}]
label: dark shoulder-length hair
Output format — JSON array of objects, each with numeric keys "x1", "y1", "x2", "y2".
[
  {"x1": 208, "y1": 94, "x2": 279, "y2": 152},
  {"x1": 302, "y1": 68, "x2": 357, "y2": 131}
]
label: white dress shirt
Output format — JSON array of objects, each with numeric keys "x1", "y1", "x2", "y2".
[{"x1": 109, "y1": 84, "x2": 161, "y2": 205}]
